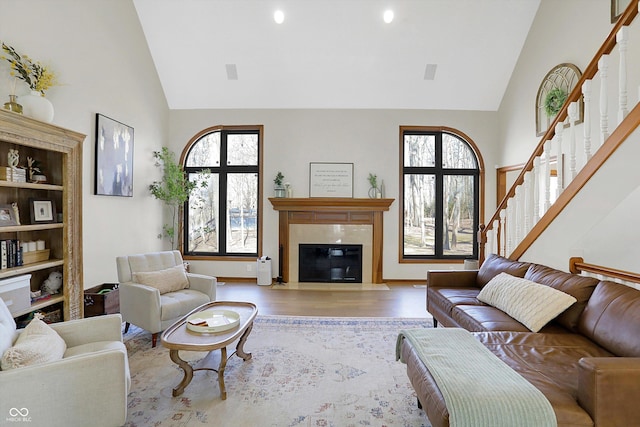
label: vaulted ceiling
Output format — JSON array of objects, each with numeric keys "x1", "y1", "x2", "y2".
[{"x1": 133, "y1": 0, "x2": 541, "y2": 110}]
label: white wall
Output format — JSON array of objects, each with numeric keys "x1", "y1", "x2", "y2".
[
  {"x1": 522, "y1": 127, "x2": 640, "y2": 272},
  {"x1": 169, "y1": 108, "x2": 499, "y2": 280},
  {"x1": 2, "y1": 0, "x2": 630, "y2": 286},
  {"x1": 498, "y1": 0, "x2": 640, "y2": 273},
  {"x1": 0, "y1": 0, "x2": 169, "y2": 288},
  {"x1": 497, "y1": 0, "x2": 612, "y2": 167}
]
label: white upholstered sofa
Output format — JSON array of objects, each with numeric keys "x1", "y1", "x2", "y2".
[
  {"x1": 0, "y1": 297, "x2": 130, "y2": 427},
  {"x1": 116, "y1": 250, "x2": 217, "y2": 347}
]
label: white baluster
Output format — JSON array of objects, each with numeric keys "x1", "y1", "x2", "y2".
[
  {"x1": 582, "y1": 80, "x2": 592, "y2": 161},
  {"x1": 617, "y1": 27, "x2": 629, "y2": 123},
  {"x1": 599, "y1": 54, "x2": 609, "y2": 146},
  {"x1": 543, "y1": 140, "x2": 552, "y2": 213},
  {"x1": 533, "y1": 156, "x2": 541, "y2": 223},
  {"x1": 515, "y1": 185, "x2": 523, "y2": 246},
  {"x1": 524, "y1": 171, "x2": 533, "y2": 234},
  {"x1": 507, "y1": 200, "x2": 514, "y2": 255},
  {"x1": 492, "y1": 219, "x2": 499, "y2": 255},
  {"x1": 568, "y1": 102, "x2": 578, "y2": 180},
  {"x1": 499, "y1": 210, "x2": 506, "y2": 256},
  {"x1": 555, "y1": 122, "x2": 564, "y2": 200}
]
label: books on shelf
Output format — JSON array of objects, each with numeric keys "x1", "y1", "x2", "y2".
[
  {"x1": 0, "y1": 167, "x2": 27, "y2": 183},
  {"x1": 0, "y1": 239, "x2": 23, "y2": 269}
]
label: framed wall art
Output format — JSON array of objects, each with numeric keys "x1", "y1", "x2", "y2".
[
  {"x1": 29, "y1": 198, "x2": 56, "y2": 224},
  {"x1": 309, "y1": 162, "x2": 354, "y2": 197},
  {"x1": 95, "y1": 113, "x2": 134, "y2": 197}
]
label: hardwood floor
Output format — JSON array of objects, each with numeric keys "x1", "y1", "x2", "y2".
[{"x1": 216, "y1": 281, "x2": 430, "y2": 318}]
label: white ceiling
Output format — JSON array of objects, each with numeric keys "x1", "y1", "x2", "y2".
[{"x1": 133, "y1": 0, "x2": 541, "y2": 111}]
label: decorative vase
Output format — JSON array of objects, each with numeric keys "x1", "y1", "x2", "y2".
[
  {"x1": 20, "y1": 90, "x2": 54, "y2": 123},
  {"x1": 274, "y1": 185, "x2": 286, "y2": 198},
  {"x1": 368, "y1": 186, "x2": 381, "y2": 199},
  {"x1": 3, "y1": 95, "x2": 23, "y2": 114}
]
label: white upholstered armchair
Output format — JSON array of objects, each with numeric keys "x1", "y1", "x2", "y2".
[
  {"x1": 116, "y1": 250, "x2": 217, "y2": 347},
  {"x1": 0, "y1": 298, "x2": 129, "y2": 427}
]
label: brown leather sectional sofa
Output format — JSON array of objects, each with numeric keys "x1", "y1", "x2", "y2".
[{"x1": 399, "y1": 254, "x2": 640, "y2": 427}]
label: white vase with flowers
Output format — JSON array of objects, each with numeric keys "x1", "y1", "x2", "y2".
[{"x1": 1, "y1": 42, "x2": 58, "y2": 122}]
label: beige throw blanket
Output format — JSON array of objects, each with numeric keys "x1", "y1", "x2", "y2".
[{"x1": 397, "y1": 328, "x2": 556, "y2": 427}]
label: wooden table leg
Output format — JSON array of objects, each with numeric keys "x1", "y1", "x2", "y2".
[
  {"x1": 169, "y1": 349, "x2": 193, "y2": 397},
  {"x1": 218, "y1": 346, "x2": 228, "y2": 400},
  {"x1": 236, "y1": 322, "x2": 254, "y2": 361}
]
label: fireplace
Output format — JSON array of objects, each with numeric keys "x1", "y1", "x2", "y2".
[
  {"x1": 299, "y1": 244, "x2": 363, "y2": 283},
  {"x1": 269, "y1": 198, "x2": 394, "y2": 283}
]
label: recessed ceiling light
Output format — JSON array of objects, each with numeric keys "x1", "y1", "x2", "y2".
[
  {"x1": 383, "y1": 10, "x2": 394, "y2": 23},
  {"x1": 274, "y1": 10, "x2": 285, "y2": 24}
]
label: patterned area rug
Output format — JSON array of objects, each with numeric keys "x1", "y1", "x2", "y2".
[{"x1": 124, "y1": 316, "x2": 433, "y2": 427}]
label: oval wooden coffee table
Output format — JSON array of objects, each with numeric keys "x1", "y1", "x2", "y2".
[{"x1": 160, "y1": 301, "x2": 258, "y2": 399}]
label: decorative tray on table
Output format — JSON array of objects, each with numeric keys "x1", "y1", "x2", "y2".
[{"x1": 186, "y1": 309, "x2": 240, "y2": 333}]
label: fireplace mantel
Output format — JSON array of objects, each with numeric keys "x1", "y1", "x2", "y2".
[
  {"x1": 270, "y1": 197, "x2": 394, "y2": 212},
  {"x1": 269, "y1": 198, "x2": 394, "y2": 283}
]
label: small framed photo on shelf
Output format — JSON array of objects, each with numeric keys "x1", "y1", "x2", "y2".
[
  {"x1": 29, "y1": 198, "x2": 56, "y2": 224},
  {"x1": 0, "y1": 204, "x2": 18, "y2": 226}
]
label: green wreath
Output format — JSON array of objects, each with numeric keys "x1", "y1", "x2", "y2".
[{"x1": 544, "y1": 88, "x2": 568, "y2": 117}]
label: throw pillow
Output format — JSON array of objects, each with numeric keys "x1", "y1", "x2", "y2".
[
  {"x1": 133, "y1": 264, "x2": 189, "y2": 294},
  {"x1": 477, "y1": 272, "x2": 577, "y2": 332},
  {"x1": 1, "y1": 318, "x2": 66, "y2": 370}
]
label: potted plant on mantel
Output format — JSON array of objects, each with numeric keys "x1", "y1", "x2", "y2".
[
  {"x1": 149, "y1": 147, "x2": 209, "y2": 249},
  {"x1": 274, "y1": 171, "x2": 286, "y2": 198}
]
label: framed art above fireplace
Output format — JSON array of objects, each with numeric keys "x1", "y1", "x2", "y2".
[{"x1": 309, "y1": 162, "x2": 353, "y2": 197}]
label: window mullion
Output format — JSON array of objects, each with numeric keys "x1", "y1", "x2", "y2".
[{"x1": 434, "y1": 133, "x2": 444, "y2": 258}]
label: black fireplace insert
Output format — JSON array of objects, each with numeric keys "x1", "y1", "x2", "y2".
[{"x1": 298, "y1": 244, "x2": 363, "y2": 283}]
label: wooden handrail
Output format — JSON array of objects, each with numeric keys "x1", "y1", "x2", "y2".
[
  {"x1": 569, "y1": 257, "x2": 640, "y2": 284},
  {"x1": 482, "y1": 0, "x2": 639, "y2": 241},
  {"x1": 509, "y1": 102, "x2": 640, "y2": 259}
]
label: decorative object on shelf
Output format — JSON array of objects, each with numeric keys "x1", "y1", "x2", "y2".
[
  {"x1": 367, "y1": 173, "x2": 381, "y2": 198},
  {"x1": 41, "y1": 271, "x2": 63, "y2": 295},
  {"x1": 11, "y1": 202, "x2": 20, "y2": 225},
  {"x1": 95, "y1": 114, "x2": 134, "y2": 197},
  {"x1": 284, "y1": 182, "x2": 292, "y2": 198},
  {"x1": 26, "y1": 156, "x2": 45, "y2": 183},
  {"x1": 1, "y1": 42, "x2": 58, "y2": 123},
  {"x1": 611, "y1": 0, "x2": 632, "y2": 23},
  {"x1": 3, "y1": 78, "x2": 22, "y2": 114},
  {"x1": 8, "y1": 148, "x2": 18, "y2": 168},
  {"x1": 28, "y1": 198, "x2": 56, "y2": 224},
  {"x1": 3, "y1": 95, "x2": 22, "y2": 114},
  {"x1": 535, "y1": 63, "x2": 583, "y2": 137},
  {"x1": 309, "y1": 162, "x2": 354, "y2": 198},
  {"x1": 149, "y1": 147, "x2": 210, "y2": 249},
  {"x1": 0, "y1": 204, "x2": 18, "y2": 226},
  {"x1": 273, "y1": 171, "x2": 285, "y2": 197},
  {"x1": 20, "y1": 90, "x2": 54, "y2": 123},
  {"x1": 0, "y1": 149, "x2": 26, "y2": 183}
]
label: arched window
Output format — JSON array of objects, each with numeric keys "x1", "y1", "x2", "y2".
[
  {"x1": 183, "y1": 125, "x2": 263, "y2": 257},
  {"x1": 400, "y1": 126, "x2": 483, "y2": 261}
]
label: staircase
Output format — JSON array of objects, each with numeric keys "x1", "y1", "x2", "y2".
[{"x1": 481, "y1": 0, "x2": 640, "y2": 267}]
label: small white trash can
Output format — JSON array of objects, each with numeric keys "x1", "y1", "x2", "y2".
[{"x1": 257, "y1": 258, "x2": 272, "y2": 286}]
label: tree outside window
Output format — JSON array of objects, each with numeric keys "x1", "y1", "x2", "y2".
[
  {"x1": 183, "y1": 126, "x2": 262, "y2": 257},
  {"x1": 401, "y1": 127, "x2": 481, "y2": 260}
]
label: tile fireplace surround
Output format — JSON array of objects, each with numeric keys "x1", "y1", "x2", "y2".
[{"x1": 269, "y1": 198, "x2": 394, "y2": 283}]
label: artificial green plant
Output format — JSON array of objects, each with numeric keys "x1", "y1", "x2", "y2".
[{"x1": 149, "y1": 147, "x2": 209, "y2": 249}]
